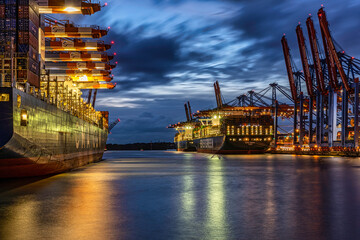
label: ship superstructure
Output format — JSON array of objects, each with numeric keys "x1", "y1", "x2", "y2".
[{"x1": 0, "y1": 0, "x2": 117, "y2": 178}]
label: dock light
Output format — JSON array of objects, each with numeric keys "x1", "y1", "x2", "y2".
[
  {"x1": 21, "y1": 113, "x2": 27, "y2": 121},
  {"x1": 111, "y1": 41, "x2": 115, "y2": 44},
  {"x1": 105, "y1": 2, "x2": 108, "y2": 6},
  {"x1": 64, "y1": 7, "x2": 80, "y2": 12},
  {"x1": 79, "y1": 75, "x2": 88, "y2": 82},
  {"x1": 20, "y1": 109, "x2": 28, "y2": 126},
  {"x1": 114, "y1": 52, "x2": 117, "y2": 56}
]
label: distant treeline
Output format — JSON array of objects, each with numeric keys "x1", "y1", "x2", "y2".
[{"x1": 106, "y1": 142, "x2": 176, "y2": 150}]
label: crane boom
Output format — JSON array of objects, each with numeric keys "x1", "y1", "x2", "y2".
[
  {"x1": 92, "y1": 89, "x2": 98, "y2": 107},
  {"x1": 281, "y1": 36, "x2": 298, "y2": 101},
  {"x1": 187, "y1": 101, "x2": 193, "y2": 120},
  {"x1": 108, "y1": 119, "x2": 120, "y2": 132},
  {"x1": 184, "y1": 103, "x2": 190, "y2": 122},
  {"x1": 87, "y1": 89, "x2": 93, "y2": 104},
  {"x1": 216, "y1": 81, "x2": 223, "y2": 108},
  {"x1": 318, "y1": 8, "x2": 348, "y2": 91},
  {"x1": 214, "y1": 82, "x2": 220, "y2": 108},
  {"x1": 306, "y1": 17, "x2": 326, "y2": 94},
  {"x1": 296, "y1": 24, "x2": 314, "y2": 97}
]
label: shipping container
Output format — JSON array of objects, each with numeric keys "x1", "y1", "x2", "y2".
[
  {"x1": 18, "y1": 5, "x2": 39, "y2": 26},
  {"x1": 17, "y1": 31, "x2": 38, "y2": 50},
  {"x1": 28, "y1": 56, "x2": 39, "y2": 75},
  {"x1": 17, "y1": 44, "x2": 38, "y2": 60},
  {"x1": 18, "y1": 18, "x2": 39, "y2": 36},
  {"x1": 4, "y1": 18, "x2": 16, "y2": 31},
  {"x1": 18, "y1": 0, "x2": 38, "y2": 11},
  {"x1": 0, "y1": 5, "x2": 5, "y2": 18},
  {"x1": 4, "y1": 4, "x2": 16, "y2": 18},
  {"x1": 5, "y1": 0, "x2": 17, "y2": 5},
  {"x1": 27, "y1": 68, "x2": 39, "y2": 87}
]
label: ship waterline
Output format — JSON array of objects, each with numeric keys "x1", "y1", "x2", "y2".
[{"x1": 193, "y1": 135, "x2": 272, "y2": 154}]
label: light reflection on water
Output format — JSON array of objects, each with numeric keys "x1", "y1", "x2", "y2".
[
  {"x1": 206, "y1": 156, "x2": 226, "y2": 239},
  {"x1": 0, "y1": 151, "x2": 359, "y2": 240}
]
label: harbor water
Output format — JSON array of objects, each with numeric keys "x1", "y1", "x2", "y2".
[{"x1": 0, "y1": 151, "x2": 359, "y2": 240}]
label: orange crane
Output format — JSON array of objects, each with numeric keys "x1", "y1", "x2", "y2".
[
  {"x1": 296, "y1": 24, "x2": 314, "y2": 98},
  {"x1": 306, "y1": 16, "x2": 327, "y2": 93},
  {"x1": 45, "y1": 62, "x2": 116, "y2": 70},
  {"x1": 184, "y1": 103, "x2": 190, "y2": 122},
  {"x1": 49, "y1": 69, "x2": 111, "y2": 77},
  {"x1": 46, "y1": 39, "x2": 112, "y2": 51},
  {"x1": 47, "y1": 75, "x2": 113, "y2": 82},
  {"x1": 75, "y1": 82, "x2": 116, "y2": 89},
  {"x1": 71, "y1": 75, "x2": 113, "y2": 82},
  {"x1": 187, "y1": 101, "x2": 193, "y2": 120},
  {"x1": 213, "y1": 81, "x2": 223, "y2": 108},
  {"x1": 45, "y1": 52, "x2": 114, "y2": 62},
  {"x1": 318, "y1": 8, "x2": 346, "y2": 91},
  {"x1": 281, "y1": 36, "x2": 298, "y2": 102},
  {"x1": 44, "y1": 24, "x2": 108, "y2": 38},
  {"x1": 38, "y1": 0, "x2": 102, "y2": 15}
]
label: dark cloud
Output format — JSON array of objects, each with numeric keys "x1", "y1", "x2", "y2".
[
  {"x1": 117, "y1": 36, "x2": 180, "y2": 74},
  {"x1": 139, "y1": 112, "x2": 154, "y2": 118}
]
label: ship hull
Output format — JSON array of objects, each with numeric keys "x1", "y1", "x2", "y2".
[
  {"x1": 193, "y1": 135, "x2": 271, "y2": 154},
  {"x1": 0, "y1": 87, "x2": 108, "y2": 178},
  {"x1": 176, "y1": 140, "x2": 196, "y2": 152}
]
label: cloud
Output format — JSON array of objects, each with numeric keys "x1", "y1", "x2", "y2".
[
  {"x1": 96, "y1": 96, "x2": 156, "y2": 108},
  {"x1": 116, "y1": 36, "x2": 180, "y2": 74}
]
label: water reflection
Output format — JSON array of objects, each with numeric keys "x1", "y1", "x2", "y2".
[
  {"x1": 1, "y1": 196, "x2": 39, "y2": 240},
  {"x1": 0, "y1": 152, "x2": 359, "y2": 240},
  {"x1": 0, "y1": 169, "x2": 119, "y2": 240},
  {"x1": 181, "y1": 174, "x2": 195, "y2": 221},
  {"x1": 263, "y1": 160, "x2": 277, "y2": 239},
  {"x1": 206, "y1": 155, "x2": 227, "y2": 239},
  {"x1": 59, "y1": 172, "x2": 118, "y2": 240}
]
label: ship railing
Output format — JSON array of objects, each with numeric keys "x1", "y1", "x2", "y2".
[{"x1": 12, "y1": 81, "x2": 103, "y2": 127}]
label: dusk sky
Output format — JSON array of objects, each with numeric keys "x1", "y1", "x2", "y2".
[{"x1": 72, "y1": 0, "x2": 360, "y2": 144}]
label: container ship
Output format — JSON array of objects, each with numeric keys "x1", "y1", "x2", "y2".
[
  {"x1": 0, "y1": 0, "x2": 117, "y2": 178},
  {"x1": 169, "y1": 82, "x2": 277, "y2": 154}
]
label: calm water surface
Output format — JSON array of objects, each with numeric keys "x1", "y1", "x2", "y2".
[{"x1": 0, "y1": 151, "x2": 359, "y2": 240}]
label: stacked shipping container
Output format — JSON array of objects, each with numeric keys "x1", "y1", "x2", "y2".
[{"x1": 0, "y1": 0, "x2": 40, "y2": 87}]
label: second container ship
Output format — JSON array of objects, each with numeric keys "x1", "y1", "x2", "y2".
[{"x1": 170, "y1": 81, "x2": 277, "y2": 154}]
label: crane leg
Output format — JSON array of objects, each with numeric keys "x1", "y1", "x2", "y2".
[
  {"x1": 327, "y1": 89, "x2": 334, "y2": 147},
  {"x1": 341, "y1": 85, "x2": 348, "y2": 147},
  {"x1": 293, "y1": 101, "x2": 298, "y2": 145},
  {"x1": 316, "y1": 92, "x2": 321, "y2": 146},
  {"x1": 309, "y1": 97, "x2": 313, "y2": 145},
  {"x1": 274, "y1": 101, "x2": 278, "y2": 149},
  {"x1": 299, "y1": 93, "x2": 304, "y2": 147},
  {"x1": 354, "y1": 78, "x2": 359, "y2": 148}
]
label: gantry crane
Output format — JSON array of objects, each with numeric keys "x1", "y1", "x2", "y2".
[{"x1": 283, "y1": 7, "x2": 360, "y2": 151}]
